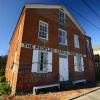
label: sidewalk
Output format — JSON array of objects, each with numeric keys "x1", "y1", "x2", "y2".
[{"x1": 74, "y1": 88, "x2": 100, "y2": 100}]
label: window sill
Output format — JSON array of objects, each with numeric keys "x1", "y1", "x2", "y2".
[
  {"x1": 36, "y1": 71, "x2": 48, "y2": 74},
  {"x1": 59, "y1": 43, "x2": 67, "y2": 46},
  {"x1": 75, "y1": 47, "x2": 80, "y2": 49},
  {"x1": 75, "y1": 71, "x2": 84, "y2": 72},
  {"x1": 38, "y1": 36, "x2": 48, "y2": 41}
]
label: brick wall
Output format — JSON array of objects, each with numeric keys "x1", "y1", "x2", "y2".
[{"x1": 6, "y1": 6, "x2": 95, "y2": 94}]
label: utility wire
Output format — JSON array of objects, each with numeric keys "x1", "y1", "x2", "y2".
[
  {"x1": 59, "y1": 0, "x2": 100, "y2": 31},
  {"x1": 81, "y1": 0, "x2": 100, "y2": 19},
  {"x1": 90, "y1": 0, "x2": 100, "y2": 11}
]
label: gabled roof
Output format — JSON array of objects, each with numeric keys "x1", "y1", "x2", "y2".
[
  {"x1": 25, "y1": 4, "x2": 86, "y2": 35},
  {"x1": 10, "y1": 4, "x2": 86, "y2": 44}
]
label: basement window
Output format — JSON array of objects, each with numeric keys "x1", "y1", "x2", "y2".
[
  {"x1": 59, "y1": 29, "x2": 67, "y2": 45},
  {"x1": 59, "y1": 9, "x2": 65, "y2": 24},
  {"x1": 38, "y1": 20, "x2": 48, "y2": 40}
]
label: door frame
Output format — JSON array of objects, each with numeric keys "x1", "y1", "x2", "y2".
[{"x1": 59, "y1": 54, "x2": 69, "y2": 81}]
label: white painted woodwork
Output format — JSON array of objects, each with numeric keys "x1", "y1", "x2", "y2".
[
  {"x1": 31, "y1": 50, "x2": 39, "y2": 72},
  {"x1": 47, "y1": 52, "x2": 52, "y2": 72},
  {"x1": 59, "y1": 55, "x2": 69, "y2": 81}
]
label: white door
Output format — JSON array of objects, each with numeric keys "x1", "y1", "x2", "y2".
[{"x1": 59, "y1": 55, "x2": 69, "y2": 81}]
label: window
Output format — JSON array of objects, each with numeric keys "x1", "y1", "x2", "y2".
[
  {"x1": 31, "y1": 50, "x2": 52, "y2": 73},
  {"x1": 59, "y1": 9, "x2": 65, "y2": 24},
  {"x1": 38, "y1": 51, "x2": 48, "y2": 72},
  {"x1": 59, "y1": 29, "x2": 67, "y2": 45},
  {"x1": 74, "y1": 55, "x2": 84, "y2": 72},
  {"x1": 74, "y1": 34, "x2": 79, "y2": 48},
  {"x1": 86, "y1": 39, "x2": 90, "y2": 52},
  {"x1": 38, "y1": 20, "x2": 48, "y2": 40}
]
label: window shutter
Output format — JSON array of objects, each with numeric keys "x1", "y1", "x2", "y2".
[
  {"x1": 74, "y1": 35, "x2": 77, "y2": 48},
  {"x1": 31, "y1": 50, "x2": 39, "y2": 72},
  {"x1": 47, "y1": 52, "x2": 52, "y2": 72},
  {"x1": 81, "y1": 57, "x2": 84, "y2": 71},
  {"x1": 77, "y1": 38, "x2": 79, "y2": 48},
  {"x1": 74, "y1": 56, "x2": 78, "y2": 71}
]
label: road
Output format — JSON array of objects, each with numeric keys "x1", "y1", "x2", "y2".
[{"x1": 74, "y1": 89, "x2": 100, "y2": 100}]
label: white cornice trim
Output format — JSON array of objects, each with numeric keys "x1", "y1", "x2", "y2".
[
  {"x1": 25, "y1": 4, "x2": 62, "y2": 9},
  {"x1": 25, "y1": 4, "x2": 86, "y2": 35}
]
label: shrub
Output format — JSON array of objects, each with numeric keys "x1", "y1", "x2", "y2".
[
  {"x1": 3, "y1": 84, "x2": 11, "y2": 94},
  {"x1": 0, "y1": 83, "x2": 11, "y2": 95},
  {"x1": 0, "y1": 71, "x2": 3, "y2": 76},
  {"x1": 0, "y1": 76, "x2": 6, "y2": 82}
]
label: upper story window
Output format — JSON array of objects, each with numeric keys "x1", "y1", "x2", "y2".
[
  {"x1": 59, "y1": 9, "x2": 65, "y2": 24},
  {"x1": 59, "y1": 29, "x2": 67, "y2": 45},
  {"x1": 74, "y1": 34, "x2": 79, "y2": 48},
  {"x1": 86, "y1": 39, "x2": 90, "y2": 52},
  {"x1": 38, "y1": 20, "x2": 48, "y2": 40}
]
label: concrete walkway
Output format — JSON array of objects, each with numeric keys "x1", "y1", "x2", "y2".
[{"x1": 74, "y1": 89, "x2": 100, "y2": 100}]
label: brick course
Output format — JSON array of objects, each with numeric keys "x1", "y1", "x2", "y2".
[{"x1": 6, "y1": 5, "x2": 95, "y2": 94}]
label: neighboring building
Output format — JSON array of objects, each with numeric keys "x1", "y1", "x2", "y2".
[
  {"x1": 93, "y1": 45, "x2": 100, "y2": 55},
  {"x1": 93, "y1": 45, "x2": 100, "y2": 80},
  {"x1": 6, "y1": 4, "x2": 95, "y2": 95}
]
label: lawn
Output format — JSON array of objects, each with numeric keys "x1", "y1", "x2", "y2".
[
  {"x1": 0, "y1": 75, "x2": 11, "y2": 96},
  {"x1": 2, "y1": 82, "x2": 100, "y2": 100},
  {"x1": 4, "y1": 86, "x2": 99, "y2": 100}
]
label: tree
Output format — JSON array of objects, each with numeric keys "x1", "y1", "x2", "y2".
[{"x1": 0, "y1": 55, "x2": 8, "y2": 75}]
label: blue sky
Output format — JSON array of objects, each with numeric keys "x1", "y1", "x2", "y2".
[{"x1": 0, "y1": 0, "x2": 100, "y2": 55}]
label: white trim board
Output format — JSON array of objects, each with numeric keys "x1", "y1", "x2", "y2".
[
  {"x1": 25, "y1": 4, "x2": 86, "y2": 35},
  {"x1": 33, "y1": 83, "x2": 60, "y2": 94},
  {"x1": 21, "y1": 43, "x2": 86, "y2": 57},
  {"x1": 72, "y1": 79, "x2": 86, "y2": 85}
]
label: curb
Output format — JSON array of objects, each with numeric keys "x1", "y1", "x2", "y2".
[{"x1": 70, "y1": 87, "x2": 100, "y2": 100}]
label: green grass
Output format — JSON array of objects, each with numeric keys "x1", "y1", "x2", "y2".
[
  {"x1": 0, "y1": 76, "x2": 3, "y2": 80},
  {"x1": 0, "y1": 75, "x2": 11, "y2": 96}
]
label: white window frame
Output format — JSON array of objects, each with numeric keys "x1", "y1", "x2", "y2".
[
  {"x1": 59, "y1": 28, "x2": 67, "y2": 45},
  {"x1": 86, "y1": 39, "x2": 90, "y2": 52},
  {"x1": 74, "y1": 55, "x2": 84, "y2": 72},
  {"x1": 74, "y1": 34, "x2": 79, "y2": 48},
  {"x1": 59, "y1": 9, "x2": 65, "y2": 24},
  {"x1": 38, "y1": 20, "x2": 48, "y2": 40},
  {"x1": 38, "y1": 51, "x2": 48, "y2": 73}
]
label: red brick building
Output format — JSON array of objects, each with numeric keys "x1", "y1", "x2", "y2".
[{"x1": 6, "y1": 4, "x2": 95, "y2": 94}]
